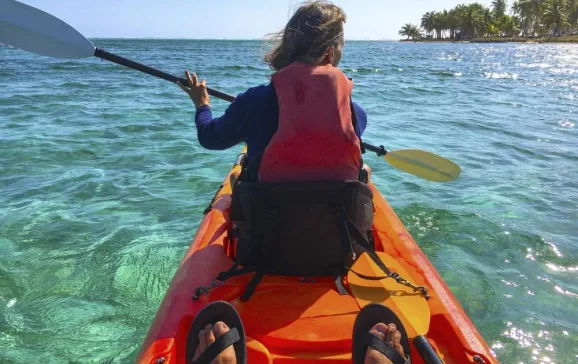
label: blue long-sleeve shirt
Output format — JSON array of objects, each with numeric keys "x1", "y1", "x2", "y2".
[{"x1": 194, "y1": 83, "x2": 367, "y2": 161}]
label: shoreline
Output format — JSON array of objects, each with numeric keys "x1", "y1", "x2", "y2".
[{"x1": 400, "y1": 35, "x2": 578, "y2": 44}]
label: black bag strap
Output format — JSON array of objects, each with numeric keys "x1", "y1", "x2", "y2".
[
  {"x1": 332, "y1": 203, "x2": 355, "y2": 263},
  {"x1": 345, "y1": 216, "x2": 391, "y2": 276},
  {"x1": 347, "y1": 267, "x2": 389, "y2": 281},
  {"x1": 236, "y1": 153, "x2": 263, "y2": 183},
  {"x1": 216, "y1": 264, "x2": 256, "y2": 282},
  {"x1": 240, "y1": 271, "x2": 266, "y2": 302},
  {"x1": 333, "y1": 206, "x2": 392, "y2": 278},
  {"x1": 332, "y1": 205, "x2": 391, "y2": 295},
  {"x1": 193, "y1": 263, "x2": 254, "y2": 300}
]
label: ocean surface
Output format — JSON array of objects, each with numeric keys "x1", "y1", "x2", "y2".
[{"x1": 1, "y1": 39, "x2": 577, "y2": 363}]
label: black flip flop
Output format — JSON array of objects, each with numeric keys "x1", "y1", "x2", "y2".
[
  {"x1": 186, "y1": 301, "x2": 247, "y2": 364},
  {"x1": 352, "y1": 303, "x2": 411, "y2": 364}
]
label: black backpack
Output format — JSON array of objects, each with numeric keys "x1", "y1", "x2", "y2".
[{"x1": 193, "y1": 153, "x2": 382, "y2": 301}]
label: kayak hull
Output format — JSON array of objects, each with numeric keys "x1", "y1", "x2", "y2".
[{"x1": 137, "y1": 149, "x2": 496, "y2": 364}]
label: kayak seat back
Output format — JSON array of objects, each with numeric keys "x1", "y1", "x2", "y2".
[{"x1": 230, "y1": 180, "x2": 375, "y2": 277}]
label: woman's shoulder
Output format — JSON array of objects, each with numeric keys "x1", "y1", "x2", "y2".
[
  {"x1": 231, "y1": 83, "x2": 278, "y2": 116},
  {"x1": 352, "y1": 102, "x2": 366, "y2": 118},
  {"x1": 237, "y1": 83, "x2": 276, "y2": 102}
]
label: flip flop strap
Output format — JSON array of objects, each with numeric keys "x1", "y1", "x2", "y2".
[
  {"x1": 192, "y1": 328, "x2": 240, "y2": 364},
  {"x1": 363, "y1": 333, "x2": 410, "y2": 364}
]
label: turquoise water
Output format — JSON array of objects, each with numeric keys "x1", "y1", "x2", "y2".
[{"x1": 1, "y1": 39, "x2": 577, "y2": 363}]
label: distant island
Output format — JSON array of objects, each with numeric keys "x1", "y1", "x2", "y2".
[{"x1": 399, "y1": 0, "x2": 578, "y2": 43}]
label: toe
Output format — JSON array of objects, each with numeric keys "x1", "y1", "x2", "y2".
[
  {"x1": 385, "y1": 324, "x2": 397, "y2": 344},
  {"x1": 205, "y1": 324, "x2": 216, "y2": 345},
  {"x1": 193, "y1": 345, "x2": 201, "y2": 361},
  {"x1": 198, "y1": 329, "x2": 208, "y2": 352},
  {"x1": 365, "y1": 323, "x2": 398, "y2": 364},
  {"x1": 212, "y1": 321, "x2": 236, "y2": 363},
  {"x1": 213, "y1": 321, "x2": 230, "y2": 337},
  {"x1": 393, "y1": 331, "x2": 405, "y2": 357},
  {"x1": 369, "y1": 323, "x2": 386, "y2": 340},
  {"x1": 373, "y1": 323, "x2": 390, "y2": 336},
  {"x1": 392, "y1": 330, "x2": 402, "y2": 348}
]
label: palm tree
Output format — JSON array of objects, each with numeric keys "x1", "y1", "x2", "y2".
[
  {"x1": 447, "y1": 9, "x2": 459, "y2": 39},
  {"x1": 441, "y1": 10, "x2": 451, "y2": 38},
  {"x1": 543, "y1": 0, "x2": 570, "y2": 35},
  {"x1": 463, "y1": 3, "x2": 489, "y2": 38},
  {"x1": 569, "y1": 0, "x2": 578, "y2": 32},
  {"x1": 527, "y1": 0, "x2": 549, "y2": 34},
  {"x1": 421, "y1": 11, "x2": 436, "y2": 38},
  {"x1": 399, "y1": 23, "x2": 421, "y2": 40},
  {"x1": 410, "y1": 26, "x2": 422, "y2": 40},
  {"x1": 453, "y1": 4, "x2": 469, "y2": 38},
  {"x1": 505, "y1": 15, "x2": 522, "y2": 35},
  {"x1": 492, "y1": 0, "x2": 508, "y2": 17},
  {"x1": 494, "y1": 14, "x2": 521, "y2": 36},
  {"x1": 432, "y1": 11, "x2": 446, "y2": 38},
  {"x1": 512, "y1": 0, "x2": 536, "y2": 35}
]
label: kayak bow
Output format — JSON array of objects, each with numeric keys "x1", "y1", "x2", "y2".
[{"x1": 137, "y1": 148, "x2": 496, "y2": 364}]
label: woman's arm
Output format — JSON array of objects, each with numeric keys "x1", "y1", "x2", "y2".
[
  {"x1": 194, "y1": 102, "x2": 248, "y2": 150},
  {"x1": 178, "y1": 70, "x2": 247, "y2": 150},
  {"x1": 352, "y1": 102, "x2": 367, "y2": 138}
]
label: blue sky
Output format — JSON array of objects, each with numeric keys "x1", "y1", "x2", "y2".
[{"x1": 21, "y1": 0, "x2": 498, "y2": 40}]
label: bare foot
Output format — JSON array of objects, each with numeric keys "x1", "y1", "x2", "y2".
[
  {"x1": 364, "y1": 323, "x2": 405, "y2": 364},
  {"x1": 192, "y1": 321, "x2": 237, "y2": 364}
]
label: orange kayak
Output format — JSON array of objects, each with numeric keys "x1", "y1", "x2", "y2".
[{"x1": 137, "y1": 148, "x2": 497, "y2": 364}]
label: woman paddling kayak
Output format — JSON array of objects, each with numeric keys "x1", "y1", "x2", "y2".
[
  {"x1": 177, "y1": 0, "x2": 368, "y2": 178},
  {"x1": 178, "y1": 0, "x2": 378, "y2": 303}
]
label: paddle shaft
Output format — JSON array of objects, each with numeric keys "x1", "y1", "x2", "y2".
[
  {"x1": 93, "y1": 47, "x2": 389, "y2": 154},
  {"x1": 414, "y1": 336, "x2": 444, "y2": 364},
  {"x1": 94, "y1": 48, "x2": 236, "y2": 102}
]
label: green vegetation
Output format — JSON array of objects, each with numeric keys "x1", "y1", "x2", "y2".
[
  {"x1": 399, "y1": 0, "x2": 578, "y2": 41},
  {"x1": 398, "y1": 23, "x2": 421, "y2": 40}
]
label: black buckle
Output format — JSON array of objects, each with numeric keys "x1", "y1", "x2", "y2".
[
  {"x1": 335, "y1": 276, "x2": 349, "y2": 295},
  {"x1": 359, "y1": 168, "x2": 368, "y2": 183}
]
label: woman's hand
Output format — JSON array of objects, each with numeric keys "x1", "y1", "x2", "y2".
[{"x1": 177, "y1": 70, "x2": 211, "y2": 109}]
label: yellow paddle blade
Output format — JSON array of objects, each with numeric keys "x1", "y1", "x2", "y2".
[
  {"x1": 348, "y1": 252, "x2": 430, "y2": 338},
  {"x1": 384, "y1": 149, "x2": 461, "y2": 182}
]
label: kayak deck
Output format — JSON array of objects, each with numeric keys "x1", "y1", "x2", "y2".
[{"x1": 137, "y1": 150, "x2": 496, "y2": 364}]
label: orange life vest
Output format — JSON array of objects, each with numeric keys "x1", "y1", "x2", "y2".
[{"x1": 258, "y1": 62, "x2": 362, "y2": 183}]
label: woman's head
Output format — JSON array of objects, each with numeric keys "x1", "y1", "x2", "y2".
[{"x1": 265, "y1": 1, "x2": 346, "y2": 71}]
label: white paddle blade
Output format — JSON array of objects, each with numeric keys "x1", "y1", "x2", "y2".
[{"x1": 0, "y1": 0, "x2": 94, "y2": 59}]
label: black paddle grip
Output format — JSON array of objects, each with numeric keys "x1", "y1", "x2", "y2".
[
  {"x1": 362, "y1": 143, "x2": 388, "y2": 156},
  {"x1": 94, "y1": 48, "x2": 236, "y2": 102}
]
